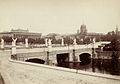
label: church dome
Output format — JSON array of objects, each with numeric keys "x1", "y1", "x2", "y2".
[{"x1": 81, "y1": 24, "x2": 86, "y2": 28}]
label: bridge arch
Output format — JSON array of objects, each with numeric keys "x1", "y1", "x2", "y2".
[
  {"x1": 79, "y1": 53, "x2": 91, "y2": 65},
  {"x1": 56, "y1": 53, "x2": 69, "y2": 66},
  {"x1": 25, "y1": 58, "x2": 45, "y2": 64}
]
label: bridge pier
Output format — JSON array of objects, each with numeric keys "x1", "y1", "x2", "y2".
[{"x1": 69, "y1": 52, "x2": 73, "y2": 62}]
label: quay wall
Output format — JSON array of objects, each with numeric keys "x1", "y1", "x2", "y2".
[{"x1": 1, "y1": 50, "x2": 120, "y2": 84}]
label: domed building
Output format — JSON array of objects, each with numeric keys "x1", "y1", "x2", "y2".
[
  {"x1": 76, "y1": 24, "x2": 104, "y2": 42},
  {"x1": 80, "y1": 24, "x2": 87, "y2": 35},
  {"x1": 77, "y1": 24, "x2": 87, "y2": 35}
]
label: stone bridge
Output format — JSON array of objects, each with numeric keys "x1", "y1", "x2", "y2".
[
  {"x1": 13, "y1": 42, "x2": 111, "y2": 65},
  {"x1": 16, "y1": 47, "x2": 92, "y2": 65}
]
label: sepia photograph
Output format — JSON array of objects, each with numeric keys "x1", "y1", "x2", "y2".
[{"x1": 0, "y1": 0, "x2": 120, "y2": 84}]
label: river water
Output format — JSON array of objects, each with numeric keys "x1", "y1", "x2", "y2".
[{"x1": 57, "y1": 59, "x2": 120, "y2": 76}]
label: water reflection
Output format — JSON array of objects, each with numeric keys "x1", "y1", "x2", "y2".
[{"x1": 57, "y1": 59, "x2": 120, "y2": 76}]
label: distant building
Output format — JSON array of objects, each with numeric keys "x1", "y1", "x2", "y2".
[
  {"x1": 80, "y1": 24, "x2": 87, "y2": 35},
  {"x1": 46, "y1": 33, "x2": 62, "y2": 40},
  {"x1": 0, "y1": 29, "x2": 42, "y2": 40},
  {"x1": 77, "y1": 24, "x2": 103, "y2": 39},
  {"x1": 107, "y1": 25, "x2": 120, "y2": 36},
  {"x1": 77, "y1": 24, "x2": 87, "y2": 35},
  {"x1": 115, "y1": 25, "x2": 120, "y2": 35}
]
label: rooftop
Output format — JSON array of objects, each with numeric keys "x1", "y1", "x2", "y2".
[{"x1": 11, "y1": 28, "x2": 29, "y2": 33}]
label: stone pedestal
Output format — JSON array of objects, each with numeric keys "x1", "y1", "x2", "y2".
[
  {"x1": 11, "y1": 46, "x2": 17, "y2": 60},
  {"x1": 46, "y1": 39, "x2": 52, "y2": 65},
  {"x1": 92, "y1": 48, "x2": 97, "y2": 59},
  {"x1": 69, "y1": 53, "x2": 73, "y2": 61},
  {"x1": 11, "y1": 38, "x2": 17, "y2": 59},
  {"x1": 12, "y1": 46, "x2": 16, "y2": 55}
]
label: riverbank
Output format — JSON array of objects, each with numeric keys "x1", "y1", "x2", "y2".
[{"x1": 1, "y1": 47, "x2": 120, "y2": 84}]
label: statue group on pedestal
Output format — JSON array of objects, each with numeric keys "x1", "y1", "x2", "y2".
[
  {"x1": 45, "y1": 39, "x2": 52, "y2": 47},
  {"x1": 12, "y1": 38, "x2": 17, "y2": 47},
  {"x1": 1, "y1": 39, "x2": 4, "y2": 49},
  {"x1": 25, "y1": 38, "x2": 28, "y2": 48},
  {"x1": 61, "y1": 38, "x2": 64, "y2": 46}
]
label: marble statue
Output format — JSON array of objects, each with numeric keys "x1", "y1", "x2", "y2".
[
  {"x1": 25, "y1": 38, "x2": 28, "y2": 48},
  {"x1": 61, "y1": 38, "x2": 64, "y2": 46},
  {"x1": 1, "y1": 39, "x2": 4, "y2": 49},
  {"x1": 12, "y1": 38, "x2": 17, "y2": 47}
]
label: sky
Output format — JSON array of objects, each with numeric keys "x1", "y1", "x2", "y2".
[{"x1": 0, "y1": 0, "x2": 120, "y2": 35}]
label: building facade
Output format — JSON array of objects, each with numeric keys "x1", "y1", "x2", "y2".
[
  {"x1": 0, "y1": 29, "x2": 42, "y2": 40},
  {"x1": 76, "y1": 24, "x2": 104, "y2": 42}
]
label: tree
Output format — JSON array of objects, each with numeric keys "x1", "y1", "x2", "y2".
[
  {"x1": 110, "y1": 35, "x2": 120, "y2": 51},
  {"x1": 2, "y1": 36, "x2": 12, "y2": 43},
  {"x1": 28, "y1": 38, "x2": 35, "y2": 44},
  {"x1": 64, "y1": 36, "x2": 73, "y2": 45}
]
